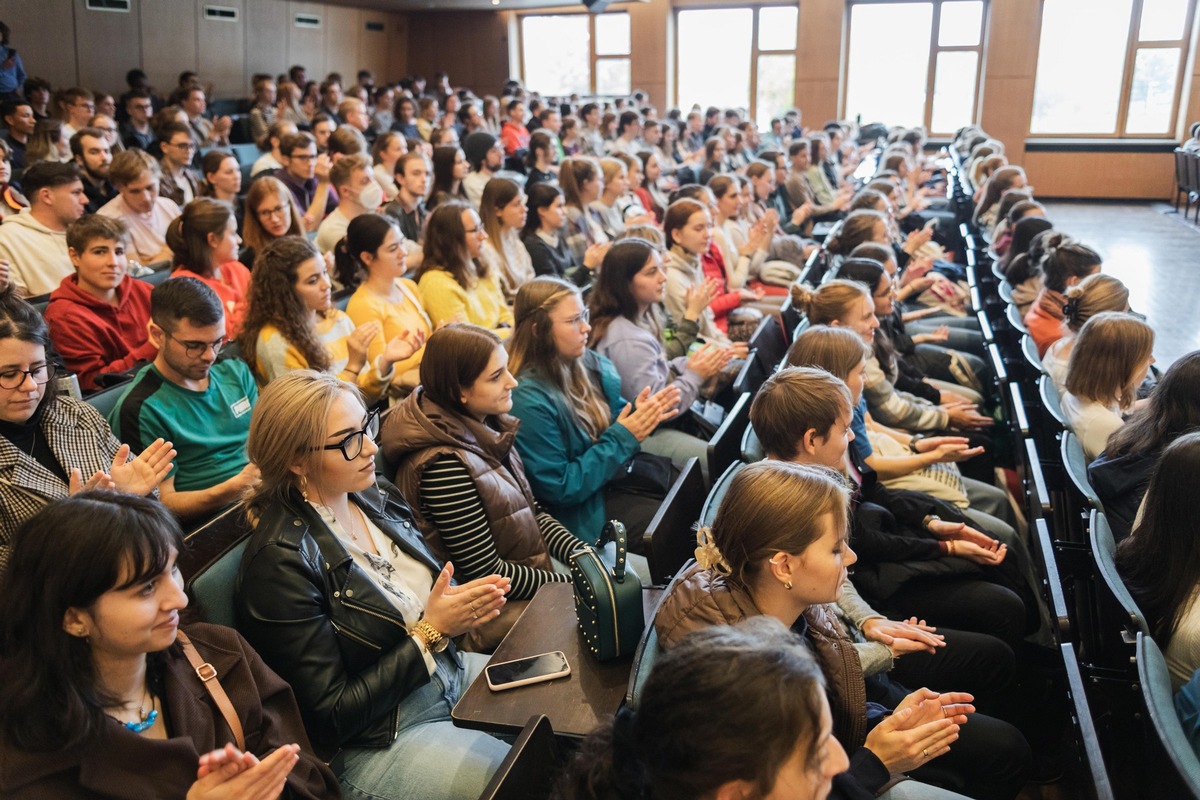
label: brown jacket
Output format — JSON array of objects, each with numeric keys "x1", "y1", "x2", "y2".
[
  {"x1": 0, "y1": 623, "x2": 341, "y2": 799},
  {"x1": 655, "y1": 563, "x2": 870, "y2": 750},
  {"x1": 384, "y1": 389, "x2": 551, "y2": 573}
]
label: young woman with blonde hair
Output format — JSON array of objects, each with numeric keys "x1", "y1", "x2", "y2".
[
  {"x1": 235, "y1": 370, "x2": 511, "y2": 800},
  {"x1": 507, "y1": 276, "x2": 680, "y2": 545},
  {"x1": 1063, "y1": 312, "x2": 1155, "y2": 462}
]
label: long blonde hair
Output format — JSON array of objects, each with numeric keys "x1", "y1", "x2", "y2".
[
  {"x1": 508, "y1": 276, "x2": 611, "y2": 441},
  {"x1": 243, "y1": 370, "x2": 362, "y2": 521}
]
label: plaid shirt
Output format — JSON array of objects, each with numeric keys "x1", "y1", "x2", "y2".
[{"x1": 0, "y1": 397, "x2": 131, "y2": 579}]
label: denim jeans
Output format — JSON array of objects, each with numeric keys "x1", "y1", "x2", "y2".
[{"x1": 338, "y1": 651, "x2": 509, "y2": 800}]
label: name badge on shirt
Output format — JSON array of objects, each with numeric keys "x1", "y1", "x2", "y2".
[{"x1": 231, "y1": 396, "x2": 252, "y2": 418}]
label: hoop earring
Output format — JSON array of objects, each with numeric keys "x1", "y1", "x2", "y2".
[
  {"x1": 298, "y1": 475, "x2": 309, "y2": 502},
  {"x1": 783, "y1": 580, "x2": 793, "y2": 591}
]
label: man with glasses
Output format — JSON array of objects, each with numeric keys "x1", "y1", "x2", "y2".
[
  {"x1": 120, "y1": 90, "x2": 156, "y2": 151},
  {"x1": 180, "y1": 85, "x2": 232, "y2": 149},
  {"x1": 275, "y1": 131, "x2": 335, "y2": 231},
  {"x1": 156, "y1": 121, "x2": 201, "y2": 207},
  {"x1": 56, "y1": 87, "x2": 95, "y2": 143},
  {"x1": 70, "y1": 128, "x2": 117, "y2": 214},
  {"x1": 109, "y1": 277, "x2": 259, "y2": 520}
]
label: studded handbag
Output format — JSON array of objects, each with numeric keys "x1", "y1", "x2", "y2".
[{"x1": 570, "y1": 520, "x2": 645, "y2": 661}]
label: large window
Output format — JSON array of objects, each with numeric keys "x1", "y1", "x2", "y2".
[
  {"x1": 675, "y1": 5, "x2": 799, "y2": 128},
  {"x1": 843, "y1": 1, "x2": 985, "y2": 134},
  {"x1": 1031, "y1": 0, "x2": 1195, "y2": 136},
  {"x1": 520, "y1": 12, "x2": 631, "y2": 96}
]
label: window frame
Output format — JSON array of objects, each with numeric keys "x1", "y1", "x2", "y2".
[
  {"x1": 1029, "y1": 0, "x2": 1197, "y2": 138},
  {"x1": 841, "y1": 0, "x2": 987, "y2": 136},
  {"x1": 671, "y1": 2, "x2": 800, "y2": 124},
  {"x1": 516, "y1": 10, "x2": 632, "y2": 98}
]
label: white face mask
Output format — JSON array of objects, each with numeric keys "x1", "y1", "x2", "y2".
[{"x1": 356, "y1": 180, "x2": 384, "y2": 211}]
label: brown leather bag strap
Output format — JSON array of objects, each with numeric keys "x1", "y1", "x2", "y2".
[{"x1": 176, "y1": 631, "x2": 246, "y2": 751}]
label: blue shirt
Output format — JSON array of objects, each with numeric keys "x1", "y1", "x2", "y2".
[
  {"x1": 0, "y1": 47, "x2": 26, "y2": 96},
  {"x1": 850, "y1": 396, "x2": 874, "y2": 462}
]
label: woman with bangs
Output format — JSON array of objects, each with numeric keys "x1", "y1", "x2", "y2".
[{"x1": 0, "y1": 491, "x2": 339, "y2": 798}]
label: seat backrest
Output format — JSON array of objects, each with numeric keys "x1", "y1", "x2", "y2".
[
  {"x1": 700, "y1": 461, "x2": 745, "y2": 528},
  {"x1": 1005, "y1": 302, "x2": 1028, "y2": 334},
  {"x1": 731, "y1": 347, "x2": 766, "y2": 397},
  {"x1": 1091, "y1": 509, "x2": 1149, "y2": 638},
  {"x1": 477, "y1": 715, "x2": 560, "y2": 800},
  {"x1": 187, "y1": 537, "x2": 251, "y2": 629},
  {"x1": 626, "y1": 558, "x2": 693, "y2": 709},
  {"x1": 1039, "y1": 374, "x2": 1067, "y2": 428},
  {"x1": 749, "y1": 314, "x2": 786, "y2": 372},
  {"x1": 1137, "y1": 633, "x2": 1200, "y2": 799},
  {"x1": 741, "y1": 423, "x2": 764, "y2": 463},
  {"x1": 780, "y1": 295, "x2": 802, "y2": 339},
  {"x1": 1021, "y1": 335, "x2": 1044, "y2": 377},
  {"x1": 707, "y1": 392, "x2": 751, "y2": 480},
  {"x1": 643, "y1": 456, "x2": 705, "y2": 585},
  {"x1": 1062, "y1": 432, "x2": 1101, "y2": 508},
  {"x1": 86, "y1": 382, "x2": 129, "y2": 418}
]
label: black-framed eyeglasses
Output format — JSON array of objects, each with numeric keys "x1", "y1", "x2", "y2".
[
  {"x1": 0, "y1": 363, "x2": 56, "y2": 390},
  {"x1": 313, "y1": 409, "x2": 381, "y2": 461},
  {"x1": 166, "y1": 332, "x2": 226, "y2": 358}
]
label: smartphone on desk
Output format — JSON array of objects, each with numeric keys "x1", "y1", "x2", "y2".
[{"x1": 486, "y1": 651, "x2": 571, "y2": 692}]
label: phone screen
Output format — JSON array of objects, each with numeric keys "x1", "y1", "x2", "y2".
[{"x1": 486, "y1": 651, "x2": 569, "y2": 687}]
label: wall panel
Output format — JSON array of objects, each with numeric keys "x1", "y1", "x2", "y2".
[
  {"x1": 1025, "y1": 151, "x2": 1174, "y2": 199},
  {"x1": 196, "y1": 0, "x2": 246, "y2": 99},
  {"x1": 74, "y1": 0, "x2": 142, "y2": 97},
  {"x1": 287, "y1": 1, "x2": 327, "y2": 83},
  {"x1": 243, "y1": 0, "x2": 289, "y2": 87},
  {"x1": 357, "y1": 9, "x2": 391, "y2": 84},
  {"x1": 141, "y1": 0, "x2": 198, "y2": 99},
  {"x1": 5, "y1": 0, "x2": 78, "y2": 90},
  {"x1": 324, "y1": 4, "x2": 359, "y2": 87}
]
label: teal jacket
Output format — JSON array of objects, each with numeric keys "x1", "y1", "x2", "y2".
[{"x1": 509, "y1": 350, "x2": 640, "y2": 544}]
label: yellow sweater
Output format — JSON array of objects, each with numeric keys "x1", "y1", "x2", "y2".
[
  {"x1": 418, "y1": 267, "x2": 514, "y2": 338},
  {"x1": 346, "y1": 278, "x2": 432, "y2": 392},
  {"x1": 255, "y1": 310, "x2": 392, "y2": 402}
]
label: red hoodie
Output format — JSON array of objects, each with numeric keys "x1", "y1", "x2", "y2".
[{"x1": 45, "y1": 274, "x2": 157, "y2": 392}]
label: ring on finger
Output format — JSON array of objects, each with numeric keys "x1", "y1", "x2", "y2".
[{"x1": 922, "y1": 748, "x2": 929, "y2": 759}]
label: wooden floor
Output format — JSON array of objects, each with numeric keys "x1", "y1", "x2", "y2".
[{"x1": 1040, "y1": 201, "x2": 1200, "y2": 368}]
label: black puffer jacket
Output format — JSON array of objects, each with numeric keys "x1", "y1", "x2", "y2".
[{"x1": 234, "y1": 480, "x2": 458, "y2": 760}]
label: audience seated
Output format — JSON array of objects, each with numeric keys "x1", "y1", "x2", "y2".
[
  {"x1": 383, "y1": 324, "x2": 593, "y2": 648},
  {"x1": 274, "y1": 131, "x2": 334, "y2": 231},
  {"x1": 1117, "y1": 432, "x2": 1200, "y2": 689},
  {"x1": 508, "y1": 276, "x2": 680, "y2": 545},
  {"x1": 70, "y1": 127, "x2": 116, "y2": 213},
  {"x1": 371, "y1": 131, "x2": 407, "y2": 201},
  {"x1": 179, "y1": 84, "x2": 230, "y2": 148},
  {"x1": 166, "y1": 198, "x2": 251, "y2": 337},
  {"x1": 1024, "y1": 234, "x2": 1102, "y2": 356},
  {"x1": 1062, "y1": 312, "x2": 1155, "y2": 462},
  {"x1": 0, "y1": 140, "x2": 27, "y2": 222},
  {"x1": 559, "y1": 618, "x2": 853, "y2": 800},
  {"x1": 417, "y1": 200, "x2": 513, "y2": 335},
  {"x1": 461, "y1": 131, "x2": 503, "y2": 208},
  {"x1": 1042, "y1": 273, "x2": 1131, "y2": 392},
  {"x1": 45, "y1": 215, "x2": 155, "y2": 391},
  {"x1": 240, "y1": 175, "x2": 303, "y2": 267},
  {"x1": 0, "y1": 288, "x2": 173, "y2": 575},
  {"x1": 199, "y1": 151, "x2": 241, "y2": 216},
  {"x1": 663, "y1": 198, "x2": 734, "y2": 343},
  {"x1": 251, "y1": 119, "x2": 297, "y2": 178},
  {"x1": 108, "y1": 278, "x2": 259, "y2": 520},
  {"x1": 98, "y1": 149, "x2": 178, "y2": 264},
  {"x1": 315, "y1": 153, "x2": 382, "y2": 254},
  {"x1": 156, "y1": 121, "x2": 200, "y2": 207},
  {"x1": 337, "y1": 213, "x2": 431, "y2": 394},
  {"x1": 653, "y1": 459, "x2": 1031, "y2": 800},
  {"x1": 235, "y1": 370, "x2": 511, "y2": 800},
  {"x1": 118, "y1": 89, "x2": 156, "y2": 152},
  {"x1": 999, "y1": 218, "x2": 1054, "y2": 315},
  {"x1": 1090, "y1": 351, "x2": 1200, "y2": 542},
  {"x1": 479, "y1": 177, "x2": 534, "y2": 301},
  {"x1": 1, "y1": 100, "x2": 34, "y2": 173},
  {"x1": 521, "y1": 182, "x2": 605, "y2": 284},
  {"x1": 382, "y1": 151, "x2": 430, "y2": 265},
  {"x1": 559, "y1": 156, "x2": 611, "y2": 263},
  {"x1": 55, "y1": 87, "x2": 94, "y2": 143},
  {"x1": 0, "y1": 491, "x2": 340, "y2": 798},
  {"x1": 239, "y1": 236, "x2": 420, "y2": 404},
  {"x1": 0, "y1": 160, "x2": 85, "y2": 295}
]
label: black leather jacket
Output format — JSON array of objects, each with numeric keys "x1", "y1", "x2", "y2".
[{"x1": 234, "y1": 480, "x2": 458, "y2": 760}]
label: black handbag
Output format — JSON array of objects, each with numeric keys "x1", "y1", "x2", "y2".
[
  {"x1": 606, "y1": 451, "x2": 675, "y2": 498},
  {"x1": 570, "y1": 520, "x2": 645, "y2": 661}
]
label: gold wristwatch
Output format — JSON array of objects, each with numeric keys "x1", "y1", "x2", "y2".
[{"x1": 411, "y1": 619, "x2": 448, "y2": 653}]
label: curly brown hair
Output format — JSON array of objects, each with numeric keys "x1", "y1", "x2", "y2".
[{"x1": 238, "y1": 236, "x2": 332, "y2": 374}]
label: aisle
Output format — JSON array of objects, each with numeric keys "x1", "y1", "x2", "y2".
[{"x1": 1039, "y1": 201, "x2": 1200, "y2": 367}]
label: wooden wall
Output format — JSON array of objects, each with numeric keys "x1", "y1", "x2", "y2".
[{"x1": 4, "y1": 0, "x2": 407, "y2": 100}]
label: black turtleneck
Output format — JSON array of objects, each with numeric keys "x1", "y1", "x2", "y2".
[{"x1": 0, "y1": 403, "x2": 68, "y2": 482}]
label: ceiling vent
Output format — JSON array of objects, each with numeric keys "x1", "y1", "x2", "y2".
[
  {"x1": 294, "y1": 14, "x2": 322, "y2": 29},
  {"x1": 203, "y1": 5, "x2": 238, "y2": 21},
  {"x1": 85, "y1": 0, "x2": 131, "y2": 12}
]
